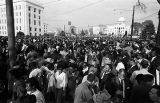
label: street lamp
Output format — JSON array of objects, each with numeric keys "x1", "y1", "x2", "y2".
[{"x1": 130, "y1": 0, "x2": 146, "y2": 41}]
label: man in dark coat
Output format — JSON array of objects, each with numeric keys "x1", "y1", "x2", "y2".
[{"x1": 149, "y1": 46, "x2": 160, "y2": 85}]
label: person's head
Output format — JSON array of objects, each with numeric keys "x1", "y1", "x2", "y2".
[
  {"x1": 140, "y1": 59, "x2": 150, "y2": 69},
  {"x1": 149, "y1": 85, "x2": 160, "y2": 103},
  {"x1": 89, "y1": 65, "x2": 97, "y2": 74},
  {"x1": 87, "y1": 73, "x2": 96, "y2": 85},
  {"x1": 129, "y1": 59, "x2": 136, "y2": 66},
  {"x1": 26, "y1": 77, "x2": 40, "y2": 92},
  {"x1": 118, "y1": 69, "x2": 125, "y2": 80},
  {"x1": 103, "y1": 65, "x2": 111, "y2": 73}
]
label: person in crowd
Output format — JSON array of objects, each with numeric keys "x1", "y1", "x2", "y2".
[
  {"x1": 55, "y1": 61, "x2": 68, "y2": 103},
  {"x1": 26, "y1": 77, "x2": 46, "y2": 103},
  {"x1": 127, "y1": 58, "x2": 139, "y2": 78},
  {"x1": 129, "y1": 74, "x2": 154, "y2": 103},
  {"x1": 115, "y1": 69, "x2": 132, "y2": 103},
  {"x1": 74, "y1": 73, "x2": 96, "y2": 103},
  {"x1": 130, "y1": 59, "x2": 152, "y2": 85},
  {"x1": 149, "y1": 46, "x2": 160, "y2": 85},
  {"x1": 82, "y1": 65, "x2": 99, "y2": 87},
  {"x1": 149, "y1": 85, "x2": 160, "y2": 103}
]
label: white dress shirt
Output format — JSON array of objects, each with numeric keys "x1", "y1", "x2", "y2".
[{"x1": 55, "y1": 71, "x2": 68, "y2": 89}]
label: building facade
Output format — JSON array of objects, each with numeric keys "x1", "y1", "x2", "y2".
[
  {"x1": 89, "y1": 17, "x2": 131, "y2": 37},
  {"x1": 0, "y1": 0, "x2": 44, "y2": 36}
]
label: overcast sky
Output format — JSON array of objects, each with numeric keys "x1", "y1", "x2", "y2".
[{"x1": 34, "y1": 0, "x2": 160, "y2": 31}]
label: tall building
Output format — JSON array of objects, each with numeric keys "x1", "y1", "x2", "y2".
[{"x1": 0, "y1": 0, "x2": 44, "y2": 36}]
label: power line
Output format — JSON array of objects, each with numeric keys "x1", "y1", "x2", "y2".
[
  {"x1": 56, "y1": 0, "x2": 105, "y2": 15},
  {"x1": 136, "y1": 11, "x2": 158, "y2": 20}
]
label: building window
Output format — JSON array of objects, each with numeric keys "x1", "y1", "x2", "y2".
[
  {"x1": 30, "y1": 27, "x2": 32, "y2": 31},
  {"x1": 34, "y1": 8, "x2": 36, "y2": 12},
  {"x1": 39, "y1": 16, "x2": 40, "y2": 19},
  {"x1": 34, "y1": 14, "x2": 36, "y2": 18},
  {"x1": 20, "y1": 26, "x2": 21, "y2": 30},
  {"x1": 28, "y1": 6, "x2": 31, "y2": 11},
  {"x1": 35, "y1": 28, "x2": 37, "y2": 31},
  {"x1": 35, "y1": 33, "x2": 37, "y2": 36},
  {"x1": 16, "y1": 6, "x2": 17, "y2": 10},
  {"x1": 0, "y1": 26, "x2": 1, "y2": 30},
  {"x1": 34, "y1": 20, "x2": 36, "y2": 25},
  {"x1": 19, "y1": 5, "x2": 21, "y2": 9},
  {"x1": 20, "y1": 18, "x2": 21, "y2": 23},
  {"x1": 16, "y1": 12, "x2": 18, "y2": 16},
  {"x1": 39, "y1": 28, "x2": 41, "y2": 32},
  {"x1": 20, "y1": 12, "x2": 21, "y2": 16},
  {"x1": 39, "y1": 21, "x2": 41, "y2": 26},
  {"x1": 16, "y1": 26, "x2": 18, "y2": 30},
  {"x1": 39, "y1": 10, "x2": 41, "y2": 14},
  {"x1": 17, "y1": 18, "x2": 18, "y2": 23},
  {"x1": 29, "y1": 19, "x2": 31, "y2": 25},
  {"x1": 29, "y1": 13, "x2": 31, "y2": 17}
]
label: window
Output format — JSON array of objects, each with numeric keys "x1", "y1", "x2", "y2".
[
  {"x1": 35, "y1": 28, "x2": 37, "y2": 31},
  {"x1": 34, "y1": 14, "x2": 36, "y2": 18},
  {"x1": 35, "y1": 33, "x2": 37, "y2": 36},
  {"x1": 20, "y1": 26, "x2": 21, "y2": 30},
  {"x1": 34, "y1": 20, "x2": 36, "y2": 25},
  {"x1": 39, "y1": 28, "x2": 41, "y2": 32},
  {"x1": 16, "y1": 6, "x2": 17, "y2": 10},
  {"x1": 39, "y1": 16, "x2": 40, "y2": 19},
  {"x1": 20, "y1": 18, "x2": 21, "y2": 23},
  {"x1": 16, "y1": 12, "x2": 18, "y2": 16},
  {"x1": 39, "y1": 21, "x2": 41, "y2": 26},
  {"x1": 34, "y1": 8, "x2": 36, "y2": 12},
  {"x1": 17, "y1": 18, "x2": 18, "y2": 23},
  {"x1": 29, "y1": 13, "x2": 31, "y2": 17},
  {"x1": 20, "y1": 12, "x2": 21, "y2": 16},
  {"x1": 29, "y1": 19, "x2": 31, "y2": 25},
  {"x1": 28, "y1": 6, "x2": 31, "y2": 11},
  {"x1": 30, "y1": 27, "x2": 32, "y2": 31},
  {"x1": 0, "y1": 26, "x2": 1, "y2": 30},
  {"x1": 16, "y1": 26, "x2": 18, "y2": 30},
  {"x1": 19, "y1": 5, "x2": 21, "y2": 9},
  {"x1": 39, "y1": 10, "x2": 41, "y2": 14}
]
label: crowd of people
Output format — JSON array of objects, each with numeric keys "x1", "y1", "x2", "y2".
[{"x1": 0, "y1": 36, "x2": 160, "y2": 103}]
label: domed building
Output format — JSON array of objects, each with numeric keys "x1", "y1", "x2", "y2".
[{"x1": 105, "y1": 17, "x2": 131, "y2": 37}]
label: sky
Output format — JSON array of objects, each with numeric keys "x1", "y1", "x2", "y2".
[{"x1": 34, "y1": 0, "x2": 160, "y2": 32}]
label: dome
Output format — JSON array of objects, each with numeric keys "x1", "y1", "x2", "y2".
[{"x1": 118, "y1": 17, "x2": 125, "y2": 22}]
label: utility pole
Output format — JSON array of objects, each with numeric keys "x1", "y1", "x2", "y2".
[
  {"x1": 156, "y1": 0, "x2": 160, "y2": 46},
  {"x1": 6, "y1": 0, "x2": 16, "y2": 68},
  {"x1": 64, "y1": 25, "x2": 65, "y2": 36},
  {"x1": 131, "y1": 6, "x2": 135, "y2": 41}
]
